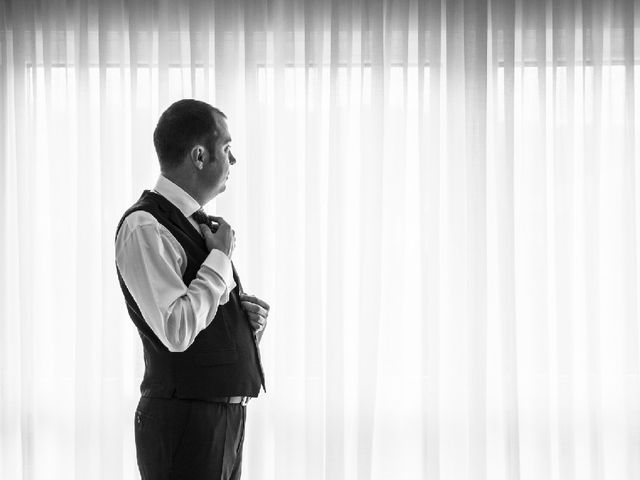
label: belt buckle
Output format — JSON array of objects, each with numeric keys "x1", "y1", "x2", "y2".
[{"x1": 241, "y1": 396, "x2": 249, "y2": 406}]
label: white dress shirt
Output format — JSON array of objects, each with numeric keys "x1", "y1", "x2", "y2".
[{"x1": 115, "y1": 174, "x2": 237, "y2": 353}]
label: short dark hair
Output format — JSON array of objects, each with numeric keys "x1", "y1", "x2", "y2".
[{"x1": 153, "y1": 99, "x2": 226, "y2": 170}]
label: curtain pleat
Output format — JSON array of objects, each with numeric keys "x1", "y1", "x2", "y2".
[
  {"x1": 621, "y1": 0, "x2": 640, "y2": 474},
  {"x1": 582, "y1": 0, "x2": 606, "y2": 475},
  {"x1": 464, "y1": 2, "x2": 488, "y2": 478},
  {"x1": 301, "y1": 1, "x2": 328, "y2": 478},
  {"x1": 490, "y1": 0, "x2": 520, "y2": 479},
  {"x1": 417, "y1": 2, "x2": 442, "y2": 479},
  {"x1": 357, "y1": 0, "x2": 384, "y2": 478}
]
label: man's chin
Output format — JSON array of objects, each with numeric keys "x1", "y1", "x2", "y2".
[{"x1": 206, "y1": 186, "x2": 225, "y2": 203}]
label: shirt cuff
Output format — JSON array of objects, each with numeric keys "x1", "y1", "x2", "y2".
[{"x1": 201, "y1": 249, "x2": 236, "y2": 291}]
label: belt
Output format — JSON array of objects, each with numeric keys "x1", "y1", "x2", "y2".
[{"x1": 210, "y1": 396, "x2": 251, "y2": 406}]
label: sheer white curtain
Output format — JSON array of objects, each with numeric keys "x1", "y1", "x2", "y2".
[{"x1": 1, "y1": 0, "x2": 638, "y2": 478}]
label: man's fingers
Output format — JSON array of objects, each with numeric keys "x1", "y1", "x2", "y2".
[
  {"x1": 239, "y1": 293, "x2": 270, "y2": 311},
  {"x1": 241, "y1": 301, "x2": 268, "y2": 318},
  {"x1": 199, "y1": 224, "x2": 214, "y2": 236},
  {"x1": 206, "y1": 215, "x2": 221, "y2": 228},
  {"x1": 247, "y1": 313, "x2": 266, "y2": 331},
  {"x1": 208, "y1": 215, "x2": 228, "y2": 225},
  {"x1": 250, "y1": 321, "x2": 264, "y2": 333}
]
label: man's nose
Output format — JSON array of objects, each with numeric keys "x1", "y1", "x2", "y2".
[{"x1": 229, "y1": 151, "x2": 236, "y2": 165}]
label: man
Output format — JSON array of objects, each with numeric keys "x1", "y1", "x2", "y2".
[{"x1": 115, "y1": 99, "x2": 269, "y2": 479}]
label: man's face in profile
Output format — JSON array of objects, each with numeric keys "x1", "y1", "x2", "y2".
[{"x1": 204, "y1": 112, "x2": 235, "y2": 199}]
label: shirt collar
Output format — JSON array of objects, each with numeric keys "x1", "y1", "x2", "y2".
[{"x1": 152, "y1": 174, "x2": 202, "y2": 219}]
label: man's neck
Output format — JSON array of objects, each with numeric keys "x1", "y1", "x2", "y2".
[{"x1": 161, "y1": 171, "x2": 206, "y2": 206}]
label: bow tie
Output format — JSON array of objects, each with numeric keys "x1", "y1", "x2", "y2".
[{"x1": 192, "y1": 208, "x2": 217, "y2": 233}]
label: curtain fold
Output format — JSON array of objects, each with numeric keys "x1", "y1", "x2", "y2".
[{"x1": 1, "y1": 0, "x2": 639, "y2": 478}]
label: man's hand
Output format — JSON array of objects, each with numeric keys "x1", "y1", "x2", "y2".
[
  {"x1": 239, "y1": 293, "x2": 270, "y2": 341},
  {"x1": 199, "y1": 215, "x2": 235, "y2": 258}
]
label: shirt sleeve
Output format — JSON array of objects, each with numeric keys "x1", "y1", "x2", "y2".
[{"x1": 115, "y1": 211, "x2": 237, "y2": 352}]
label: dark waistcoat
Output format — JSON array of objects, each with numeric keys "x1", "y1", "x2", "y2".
[{"x1": 115, "y1": 190, "x2": 265, "y2": 400}]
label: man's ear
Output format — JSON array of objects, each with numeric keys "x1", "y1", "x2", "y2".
[{"x1": 190, "y1": 145, "x2": 206, "y2": 170}]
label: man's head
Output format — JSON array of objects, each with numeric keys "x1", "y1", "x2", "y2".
[{"x1": 153, "y1": 99, "x2": 235, "y2": 205}]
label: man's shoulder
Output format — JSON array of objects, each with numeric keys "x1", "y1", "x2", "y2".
[
  {"x1": 121, "y1": 210, "x2": 158, "y2": 230},
  {"x1": 115, "y1": 191, "x2": 165, "y2": 241},
  {"x1": 123, "y1": 190, "x2": 165, "y2": 216},
  {"x1": 115, "y1": 210, "x2": 160, "y2": 251}
]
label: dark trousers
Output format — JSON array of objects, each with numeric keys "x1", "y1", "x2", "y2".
[{"x1": 134, "y1": 396, "x2": 247, "y2": 480}]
